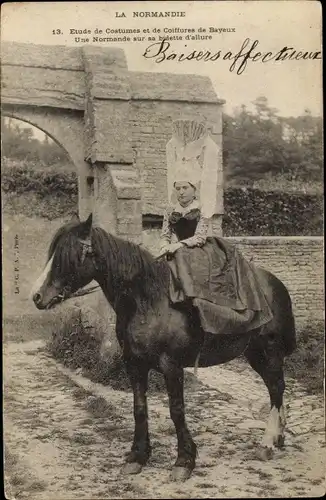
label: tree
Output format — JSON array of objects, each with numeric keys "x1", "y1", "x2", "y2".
[
  {"x1": 2, "y1": 118, "x2": 69, "y2": 165},
  {"x1": 223, "y1": 98, "x2": 323, "y2": 184}
]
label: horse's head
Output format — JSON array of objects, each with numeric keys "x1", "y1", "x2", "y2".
[{"x1": 32, "y1": 213, "x2": 97, "y2": 310}]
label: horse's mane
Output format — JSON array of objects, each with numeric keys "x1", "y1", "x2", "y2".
[
  {"x1": 47, "y1": 221, "x2": 84, "y2": 280},
  {"x1": 47, "y1": 221, "x2": 80, "y2": 261},
  {"x1": 47, "y1": 221, "x2": 170, "y2": 308},
  {"x1": 92, "y1": 227, "x2": 170, "y2": 308}
]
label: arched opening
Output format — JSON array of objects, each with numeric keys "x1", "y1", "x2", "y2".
[
  {"x1": 2, "y1": 116, "x2": 78, "y2": 218},
  {"x1": 2, "y1": 105, "x2": 96, "y2": 221},
  {"x1": 2, "y1": 117, "x2": 79, "y2": 317},
  {"x1": 2, "y1": 116, "x2": 75, "y2": 170}
]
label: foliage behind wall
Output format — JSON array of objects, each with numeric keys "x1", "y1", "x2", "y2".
[{"x1": 2, "y1": 159, "x2": 322, "y2": 235}]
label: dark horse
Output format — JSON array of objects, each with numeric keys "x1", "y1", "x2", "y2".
[{"x1": 32, "y1": 214, "x2": 296, "y2": 481}]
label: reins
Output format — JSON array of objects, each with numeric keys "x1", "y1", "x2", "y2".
[
  {"x1": 57, "y1": 284, "x2": 101, "y2": 303},
  {"x1": 55, "y1": 238, "x2": 101, "y2": 303},
  {"x1": 62, "y1": 243, "x2": 167, "y2": 302}
]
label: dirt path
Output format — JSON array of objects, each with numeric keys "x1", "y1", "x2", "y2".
[{"x1": 4, "y1": 339, "x2": 325, "y2": 499}]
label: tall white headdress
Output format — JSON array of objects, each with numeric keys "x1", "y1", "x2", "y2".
[{"x1": 166, "y1": 118, "x2": 221, "y2": 218}]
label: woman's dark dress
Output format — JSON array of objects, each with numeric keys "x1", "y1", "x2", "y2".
[{"x1": 166, "y1": 209, "x2": 273, "y2": 335}]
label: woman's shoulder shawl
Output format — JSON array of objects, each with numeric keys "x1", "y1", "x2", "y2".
[{"x1": 169, "y1": 200, "x2": 201, "y2": 216}]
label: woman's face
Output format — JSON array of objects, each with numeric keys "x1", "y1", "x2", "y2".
[{"x1": 174, "y1": 182, "x2": 196, "y2": 206}]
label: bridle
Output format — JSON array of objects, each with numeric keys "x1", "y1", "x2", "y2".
[
  {"x1": 80, "y1": 238, "x2": 95, "y2": 265},
  {"x1": 54, "y1": 238, "x2": 100, "y2": 305},
  {"x1": 79, "y1": 236, "x2": 100, "y2": 278}
]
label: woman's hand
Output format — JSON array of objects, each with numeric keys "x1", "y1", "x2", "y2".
[
  {"x1": 156, "y1": 242, "x2": 184, "y2": 259},
  {"x1": 165, "y1": 242, "x2": 184, "y2": 255},
  {"x1": 156, "y1": 245, "x2": 169, "y2": 259}
]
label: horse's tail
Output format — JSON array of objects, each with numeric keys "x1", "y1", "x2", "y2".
[
  {"x1": 263, "y1": 267, "x2": 297, "y2": 356},
  {"x1": 282, "y1": 297, "x2": 297, "y2": 356},
  {"x1": 275, "y1": 275, "x2": 297, "y2": 356}
]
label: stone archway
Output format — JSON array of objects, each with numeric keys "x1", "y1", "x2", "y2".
[{"x1": 2, "y1": 41, "x2": 224, "y2": 243}]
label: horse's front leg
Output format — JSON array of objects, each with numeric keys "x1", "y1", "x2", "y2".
[
  {"x1": 160, "y1": 353, "x2": 197, "y2": 481},
  {"x1": 122, "y1": 358, "x2": 151, "y2": 474}
]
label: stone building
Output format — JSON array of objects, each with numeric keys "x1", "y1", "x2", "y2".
[{"x1": 2, "y1": 42, "x2": 225, "y2": 242}]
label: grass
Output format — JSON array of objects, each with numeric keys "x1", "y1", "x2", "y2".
[
  {"x1": 282, "y1": 476, "x2": 297, "y2": 483},
  {"x1": 3, "y1": 313, "x2": 67, "y2": 344},
  {"x1": 285, "y1": 322, "x2": 324, "y2": 394},
  {"x1": 310, "y1": 478, "x2": 323, "y2": 486},
  {"x1": 69, "y1": 432, "x2": 97, "y2": 446},
  {"x1": 197, "y1": 482, "x2": 215, "y2": 489},
  {"x1": 256, "y1": 470, "x2": 274, "y2": 481},
  {"x1": 84, "y1": 395, "x2": 120, "y2": 419}
]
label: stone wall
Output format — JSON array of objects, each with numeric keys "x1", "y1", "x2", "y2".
[
  {"x1": 142, "y1": 230, "x2": 324, "y2": 329},
  {"x1": 228, "y1": 237, "x2": 324, "y2": 328}
]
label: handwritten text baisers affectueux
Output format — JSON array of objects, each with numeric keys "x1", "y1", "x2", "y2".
[{"x1": 143, "y1": 38, "x2": 322, "y2": 75}]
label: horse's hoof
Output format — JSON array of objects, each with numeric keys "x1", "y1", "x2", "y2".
[
  {"x1": 122, "y1": 462, "x2": 143, "y2": 475},
  {"x1": 171, "y1": 467, "x2": 192, "y2": 482},
  {"x1": 256, "y1": 446, "x2": 274, "y2": 461},
  {"x1": 275, "y1": 435, "x2": 285, "y2": 449}
]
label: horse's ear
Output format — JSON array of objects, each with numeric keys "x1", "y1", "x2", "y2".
[
  {"x1": 79, "y1": 213, "x2": 93, "y2": 240},
  {"x1": 71, "y1": 211, "x2": 80, "y2": 222}
]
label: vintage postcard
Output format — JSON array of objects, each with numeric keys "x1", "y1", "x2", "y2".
[{"x1": 2, "y1": 1, "x2": 324, "y2": 498}]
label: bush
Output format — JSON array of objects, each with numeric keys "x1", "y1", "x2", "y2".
[
  {"x1": 2, "y1": 159, "x2": 78, "y2": 220},
  {"x1": 223, "y1": 187, "x2": 323, "y2": 236},
  {"x1": 2, "y1": 159, "x2": 77, "y2": 197}
]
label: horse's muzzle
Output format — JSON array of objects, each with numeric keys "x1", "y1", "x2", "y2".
[{"x1": 33, "y1": 292, "x2": 64, "y2": 310}]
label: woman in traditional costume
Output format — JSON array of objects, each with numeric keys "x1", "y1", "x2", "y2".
[{"x1": 159, "y1": 118, "x2": 273, "y2": 335}]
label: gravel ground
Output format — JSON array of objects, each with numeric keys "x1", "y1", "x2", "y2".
[{"x1": 4, "y1": 339, "x2": 325, "y2": 499}]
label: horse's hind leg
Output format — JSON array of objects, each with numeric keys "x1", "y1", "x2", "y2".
[
  {"x1": 244, "y1": 333, "x2": 286, "y2": 460},
  {"x1": 122, "y1": 359, "x2": 151, "y2": 474},
  {"x1": 160, "y1": 353, "x2": 197, "y2": 481}
]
